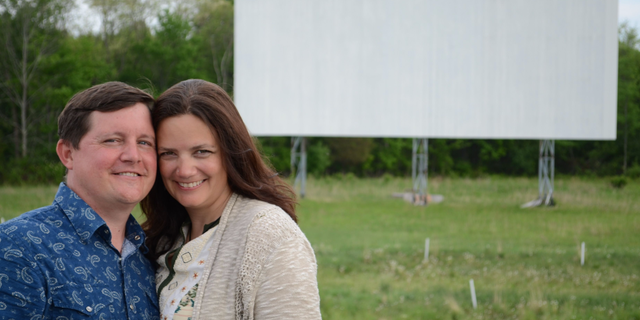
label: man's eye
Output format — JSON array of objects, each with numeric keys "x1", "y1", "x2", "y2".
[{"x1": 139, "y1": 141, "x2": 153, "y2": 146}]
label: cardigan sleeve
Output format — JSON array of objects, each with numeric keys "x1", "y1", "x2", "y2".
[{"x1": 252, "y1": 231, "x2": 322, "y2": 320}]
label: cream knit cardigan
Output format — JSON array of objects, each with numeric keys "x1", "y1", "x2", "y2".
[{"x1": 185, "y1": 193, "x2": 321, "y2": 319}]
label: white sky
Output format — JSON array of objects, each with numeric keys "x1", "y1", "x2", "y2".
[
  {"x1": 620, "y1": 0, "x2": 640, "y2": 28},
  {"x1": 71, "y1": 1, "x2": 639, "y2": 36},
  {"x1": 68, "y1": 0, "x2": 164, "y2": 35}
]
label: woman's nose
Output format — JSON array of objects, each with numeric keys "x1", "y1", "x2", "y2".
[{"x1": 176, "y1": 157, "x2": 197, "y2": 178}]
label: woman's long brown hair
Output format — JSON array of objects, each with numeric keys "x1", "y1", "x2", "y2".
[{"x1": 141, "y1": 79, "x2": 297, "y2": 263}]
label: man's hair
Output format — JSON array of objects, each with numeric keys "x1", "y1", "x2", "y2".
[{"x1": 58, "y1": 81, "x2": 154, "y2": 149}]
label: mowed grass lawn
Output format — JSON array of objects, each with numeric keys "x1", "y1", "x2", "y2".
[
  {"x1": 1, "y1": 176, "x2": 639, "y2": 319},
  {"x1": 297, "y1": 176, "x2": 640, "y2": 320}
]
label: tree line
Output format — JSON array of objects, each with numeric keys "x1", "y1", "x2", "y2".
[{"x1": 1, "y1": 0, "x2": 639, "y2": 184}]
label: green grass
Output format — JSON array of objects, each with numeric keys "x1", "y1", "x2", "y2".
[
  {"x1": 296, "y1": 176, "x2": 640, "y2": 320},
  {"x1": 0, "y1": 184, "x2": 146, "y2": 221},
  {"x1": 2, "y1": 176, "x2": 639, "y2": 319}
]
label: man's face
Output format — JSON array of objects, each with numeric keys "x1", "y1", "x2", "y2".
[{"x1": 63, "y1": 103, "x2": 157, "y2": 214}]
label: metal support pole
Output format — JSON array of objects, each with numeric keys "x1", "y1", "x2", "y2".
[
  {"x1": 291, "y1": 137, "x2": 307, "y2": 198},
  {"x1": 412, "y1": 138, "x2": 429, "y2": 205},
  {"x1": 522, "y1": 139, "x2": 555, "y2": 207},
  {"x1": 540, "y1": 140, "x2": 555, "y2": 205}
]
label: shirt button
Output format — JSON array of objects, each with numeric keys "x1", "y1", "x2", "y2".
[
  {"x1": 86, "y1": 306, "x2": 93, "y2": 312},
  {"x1": 129, "y1": 304, "x2": 134, "y2": 310},
  {"x1": 134, "y1": 235, "x2": 141, "y2": 240},
  {"x1": 104, "y1": 230, "x2": 109, "y2": 234}
]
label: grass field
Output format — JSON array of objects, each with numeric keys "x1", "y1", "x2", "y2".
[
  {"x1": 296, "y1": 176, "x2": 640, "y2": 320},
  {"x1": 1, "y1": 176, "x2": 639, "y2": 319}
]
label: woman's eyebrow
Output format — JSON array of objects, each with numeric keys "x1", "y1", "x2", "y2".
[
  {"x1": 191, "y1": 144, "x2": 216, "y2": 150},
  {"x1": 157, "y1": 146, "x2": 176, "y2": 152}
]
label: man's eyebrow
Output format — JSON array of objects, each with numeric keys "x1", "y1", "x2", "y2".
[
  {"x1": 96, "y1": 132, "x2": 155, "y2": 138},
  {"x1": 139, "y1": 133, "x2": 156, "y2": 140}
]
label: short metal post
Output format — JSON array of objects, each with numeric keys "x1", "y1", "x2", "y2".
[
  {"x1": 424, "y1": 238, "x2": 430, "y2": 261},
  {"x1": 469, "y1": 279, "x2": 477, "y2": 309}
]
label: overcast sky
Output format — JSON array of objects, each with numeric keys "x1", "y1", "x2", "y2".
[
  {"x1": 620, "y1": 0, "x2": 640, "y2": 28},
  {"x1": 72, "y1": 1, "x2": 640, "y2": 35}
]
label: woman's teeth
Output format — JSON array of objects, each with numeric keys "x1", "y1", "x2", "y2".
[{"x1": 179, "y1": 180, "x2": 204, "y2": 188}]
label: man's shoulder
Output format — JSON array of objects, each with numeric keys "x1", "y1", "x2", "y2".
[{"x1": 0, "y1": 204, "x2": 64, "y2": 242}]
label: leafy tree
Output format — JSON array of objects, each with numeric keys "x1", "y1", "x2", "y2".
[
  {"x1": 0, "y1": 0, "x2": 72, "y2": 158},
  {"x1": 193, "y1": 0, "x2": 234, "y2": 92},
  {"x1": 617, "y1": 22, "x2": 640, "y2": 174},
  {"x1": 362, "y1": 138, "x2": 412, "y2": 176},
  {"x1": 119, "y1": 10, "x2": 206, "y2": 92}
]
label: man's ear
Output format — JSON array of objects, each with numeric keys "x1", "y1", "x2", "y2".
[{"x1": 56, "y1": 139, "x2": 74, "y2": 170}]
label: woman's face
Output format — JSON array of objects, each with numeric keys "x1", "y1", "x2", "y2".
[{"x1": 156, "y1": 114, "x2": 231, "y2": 216}]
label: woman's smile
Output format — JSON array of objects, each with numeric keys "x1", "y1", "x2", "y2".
[
  {"x1": 177, "y1": 179, "x2": 206, "y2": 189},
  {"x1": 157, "y1": 114, "x2": 232, "y2": 219}
]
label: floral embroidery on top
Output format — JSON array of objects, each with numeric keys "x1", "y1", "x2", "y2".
[
  {"x1": 157, "y1": 222, "x2": 218, "y2": 320},
  {"x1": 174, "y1": 283, "x2": 199, "y2": 319}
]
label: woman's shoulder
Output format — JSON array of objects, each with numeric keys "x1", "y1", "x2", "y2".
[
  {"x1": 232, "y1": 195, "x2": 304, "y2": 245},
  {"x1": 232, "y1": 195, "x2": 280, "y2": 216}
]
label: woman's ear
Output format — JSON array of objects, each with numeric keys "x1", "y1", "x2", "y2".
[{"x1": 56, "y1": 139, "x2": 74, "y2": 170}]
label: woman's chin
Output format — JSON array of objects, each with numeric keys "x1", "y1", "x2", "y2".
[{"x1": 172, "y1": 196, "x2": 204, "y2": 212}]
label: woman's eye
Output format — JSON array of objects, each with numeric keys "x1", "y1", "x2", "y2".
[
  {"x1": 159, "y1": 151, "x2": 175, "y2": 157},
  {"x1": 195, "y1": 150, "x2": 212, "y2": 156}
]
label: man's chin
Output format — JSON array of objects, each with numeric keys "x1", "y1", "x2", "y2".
[{"x1": 115, "y1": 190, "x2": 150, "y2": 207}]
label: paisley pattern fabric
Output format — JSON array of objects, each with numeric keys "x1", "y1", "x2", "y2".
[{"x1": 0, "y1": 182, "x2": 160, "y2": 319}]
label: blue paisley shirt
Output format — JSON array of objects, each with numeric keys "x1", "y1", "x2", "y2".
[{"x1": 0, "y1": 183, "x2": 159, "y2": 320}]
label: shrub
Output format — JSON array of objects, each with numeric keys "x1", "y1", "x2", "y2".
[
  {"x1": 627, "y1": 163, "x2": 640, "y2": 179},
  {"x1": 307, "y1": 140, "x2": 331, "y2": 176},
  {"x1": 610, "y1": 176, "x2": 628, "y2": 189},
  {"x1": 1, "y1": 157, "x2": 65, "y2": 185}
]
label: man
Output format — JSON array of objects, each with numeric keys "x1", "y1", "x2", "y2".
[{"x1": 0, "y1": 82, "x2": 160, "y2": 319}]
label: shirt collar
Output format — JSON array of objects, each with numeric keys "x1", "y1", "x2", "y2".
[
  {"x1": 126, "y1": 214, "x2": 149, "y2": 254},
  {"x1": 54, "y1": 182, "x2": 108, "y2": 244},
  {"x1": 54, "y1": 182, "x2": 147, "y2": 251}
]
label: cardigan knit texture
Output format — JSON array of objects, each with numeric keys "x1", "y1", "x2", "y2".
[{"x1": 168, "y1": 193, "x2": 322, "y2": 320}]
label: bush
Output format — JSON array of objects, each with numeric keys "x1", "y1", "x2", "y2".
[
  {"x1": 256, "y1": 137, "x2": 291, "y2": 175},
  {"x1": 1, "y1": 157, "x2": 65, "y2": 185},
  {"x1": 610, "y1": 176, "x2": 628, "y2": 189},
  {"x1": 627, "y1": 163, "x2": 640, "y2": 179},
  {"x1": 307, "y1": 140, "x2": 331, "y2": 176}
]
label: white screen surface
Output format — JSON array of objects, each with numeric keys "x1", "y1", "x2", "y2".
[{"x1": 235, "y1": 0, "x2": 618, "y2": 140}]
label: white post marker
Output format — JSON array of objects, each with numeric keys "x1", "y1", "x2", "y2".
[
  {"x1": 424, "y1": 238, "x2": 430, "y2": 261},
  {"x1": 0, "y1": 217, "x2": 4, "y2": 223},
  {"x1": 469, "y1": 279, "x2": 477, "y2": 309},
  {"x1": 581, "y1": 242, "x2": 585, "y2": 266}
]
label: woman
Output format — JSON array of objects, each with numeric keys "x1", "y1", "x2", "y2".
[{"x1": 141, "y1": 79, "x2": 321, "y2": 320}]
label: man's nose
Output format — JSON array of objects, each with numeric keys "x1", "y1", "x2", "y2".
[{"x1": 121, "y1": 141, "x2": 141, "y2": 163}]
